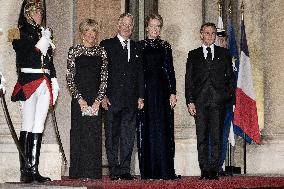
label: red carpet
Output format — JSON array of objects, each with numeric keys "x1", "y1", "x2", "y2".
[{"x1": 45, "y1": 176, "x2": 284, "y2": 189}]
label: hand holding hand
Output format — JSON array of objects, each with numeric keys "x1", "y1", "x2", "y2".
[
  {"x1": 78, "y1": 98, "x2": 88, "y2": 111},
  {"x1": 92, "y1": 100, "x2": 100, "y2": 115},
  {"x1": 187, "y1": 103, "x2": 196, "y2": 116}
]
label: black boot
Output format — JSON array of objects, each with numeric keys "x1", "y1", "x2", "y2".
[
  {"x1": 19, "y1": 131, "x2": 33, "y2": 183},
  {"x1": 30, "y1": 133, "x2": 51, "y2": 183}
]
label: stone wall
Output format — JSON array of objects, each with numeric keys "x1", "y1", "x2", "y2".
[
  {"x1": 248, "y1": 0, "x2": 284, "y2": 175},
  {"x1": 262, "y1": 0, "x2": 284, "y2": 137},
  {"x1": 75, "y1": 0, "x2": 122, "y2": 44}
]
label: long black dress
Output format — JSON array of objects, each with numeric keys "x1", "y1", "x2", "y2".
[
  {"x1": 66, "y1": 44, "x2": 108, "y2": 179},
  {"x1": 137, "y1": 38, "x2": 176, "y2": 179}
]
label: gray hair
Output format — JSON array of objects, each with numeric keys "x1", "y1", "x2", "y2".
[{"x1": 118, "y1": 13, "x2": 134, "y2": 25}]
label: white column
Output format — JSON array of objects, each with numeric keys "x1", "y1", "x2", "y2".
[
  {"x1": 247, "y1": 0, "x2": 284, "y2": 175},
  {"x1": 159, "y1": 0, "x2": 203, "y2": 176}
]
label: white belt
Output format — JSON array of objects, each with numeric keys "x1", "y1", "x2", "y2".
[{"x1": 21, "y1": 68, "x2": 50, "y2": 75}]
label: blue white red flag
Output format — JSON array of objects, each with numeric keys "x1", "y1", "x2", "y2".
[{"x1": 233, "y1": 20, "x2": 260, "y2": 144}]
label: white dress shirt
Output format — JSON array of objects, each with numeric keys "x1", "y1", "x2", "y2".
[
  {"x1": 117, "y1": 34, "x2": 130, "y2": 61},
  {"x1": 202, "y1": 44, "x2": 215, "y2": 60}
]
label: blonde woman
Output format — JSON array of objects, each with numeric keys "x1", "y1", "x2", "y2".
[{"x1": 66, "y1": 18, "x2": 108, "y2": 179}]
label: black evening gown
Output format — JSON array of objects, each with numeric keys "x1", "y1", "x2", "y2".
[
  {"x1": 67, "y1": 45, "x2": 108, "y2": 179},
  {"x1": 137, "y1": 38, "x2": 177, "y2": 179}
]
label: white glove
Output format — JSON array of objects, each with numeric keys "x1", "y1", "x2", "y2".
[
  {"x1": 44, "y1": 28, "x2": 56, "y2": 49},
  {"x1": 51, "y1": 78, "x2": 60, "y2": 105},
  {"x1": 35, "y1": 36, "x2": 50, "y2": 56},
  {"x1": 35, "y1": 28, "x2": 55, "y2": 56},
  {"x1": 44, "y1": 28, "x2": 51, "y2": 39},
  {"x1": 0, "y1": 72, "x2": 6, "y2": 94}
]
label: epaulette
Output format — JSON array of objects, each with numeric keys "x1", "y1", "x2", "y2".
[{"x1": 8, "y1": 27, "x2": 20, "y2": 42}]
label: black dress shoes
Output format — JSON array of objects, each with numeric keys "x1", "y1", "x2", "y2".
[
  {"x1": 171, "y1": 174, "x2": 182, "y2": 180},
  {"x1": 199, "y1": 170, "x2": 210, "y2": 180},
  {"x1": 209, "y1": 171, "x2": 219, "y2": 180},
  {"x1": 219, "y1": 170, "x2": 230, "y2": 176},
  {"x1": 120, "y1": 173, "x2": 137, "y2": 180},
  {"x1": 110, "y1": 175, "x2": 120, "y2": 180},
  {"x1": 80, "y1": 178, "x2": 96, "y2": 182}
]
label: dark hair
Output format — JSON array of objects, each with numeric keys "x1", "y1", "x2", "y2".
[
  {"x1": 145, "y1": 13, "x2": 163, "y2": 28},
  {"x1": 200, "y1": 22, "x2": 217, "y2": 33}
]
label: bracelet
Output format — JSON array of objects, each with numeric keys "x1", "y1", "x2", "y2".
[{"x1": 95, "y1": 99, "x2": 100, "y2": 103}]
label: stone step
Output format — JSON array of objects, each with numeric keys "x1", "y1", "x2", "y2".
[
  {"x1": 0, "y1": 135, "x2": 14, "y2": 144},
  {"x1": 0, "y1": 127, "x2": 20, "y2": 135},
  {"x1": 0, "y1": 183, "x2": 86, "y2": 189},
  {"x1": 0, "y1": 126, "x2": 21, "y2": 144},
  {"x1": 0, "y1": 144, "x2": 62, "y2": 183}
]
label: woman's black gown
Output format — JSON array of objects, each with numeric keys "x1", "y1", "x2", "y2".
[
  {"x1": 66, "y1": 44, "x2": 108, "y2": 179},
  {"x1": 137, "y1": 38, "x2": 177, "y2": 179}
]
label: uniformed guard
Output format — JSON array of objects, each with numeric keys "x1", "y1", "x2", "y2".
[{"x1": 9, "y1": 0, "x2": 59, "y2": 183}]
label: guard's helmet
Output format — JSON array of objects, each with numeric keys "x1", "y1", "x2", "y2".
[
  {"x1": 24, "y1": 0, "x2": 43, "y2": 20},
  {"x1": 18, "y1": 0, "x2": 44, "y2": 27}
]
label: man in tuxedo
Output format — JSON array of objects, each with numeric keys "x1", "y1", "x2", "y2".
[
  {"x1": 185, "y1": 23, "x2": 234, "y2": 180},
  {"x1": 100, "y1": 13, "x2": 144, "y2": 180}
]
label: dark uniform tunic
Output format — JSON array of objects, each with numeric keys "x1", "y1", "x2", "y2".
[{"x1": 11, "y1": 21, "x2": 56, "y2": 105}]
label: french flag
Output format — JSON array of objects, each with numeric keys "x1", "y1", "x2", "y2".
[{"x1": 233, "y1": 20, "x2": 260, "y2": 144}]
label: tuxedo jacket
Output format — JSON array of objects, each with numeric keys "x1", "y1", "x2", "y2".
[
  {"x1": 185, "y1": 45, "x2": 234, "y2": 105},
  {"x1": 100, "y1": 36, "x2": 144, "y2": 109}
]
